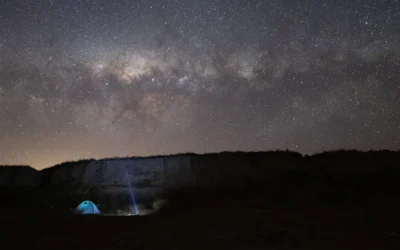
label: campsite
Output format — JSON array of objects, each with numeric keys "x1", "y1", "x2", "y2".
[
  {"x1": 1, "y1": 0, "x2": 399, "y2": 248},
  {"x1": 2, "y1": 150, "x2": 400, "y2": 249},
  {"x1": 2, "y1": 193, "x2": 400, "y2": 249}
]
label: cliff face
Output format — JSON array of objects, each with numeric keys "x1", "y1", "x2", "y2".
[
  {"x1": 36, "y1": 159, "x2": 157, "y2": 208},
  {"x1": 42, "y1": 159, "x2": 161, "y2": 187},
  {"x1": 35, "y1": 152, "x2": 303, "y2": 208},
  {"x1": 40, "y1": 152, "x2": 301, "y2": 190},
  {"x1": 4, "y1": 150, "x2": 399, "y2": 210}
]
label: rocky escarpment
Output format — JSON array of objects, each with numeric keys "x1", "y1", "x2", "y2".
[
  {"x1": 2, "y1": 150, "x2": 400, "y2": 211},
  {"x1": 38, "y1": 151, "x2": 302, "y2": 208},
  {"x1": 39, "y1": 157, "x2": 166, "y2": 207}
]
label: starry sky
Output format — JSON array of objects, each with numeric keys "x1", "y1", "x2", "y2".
[{"x1": 0, "y1": 0, "x2": 399, "y2": 169}]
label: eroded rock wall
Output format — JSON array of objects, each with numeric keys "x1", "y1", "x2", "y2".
[
  {"x1": 1, "y1": 151, "x2": 303, "y2": 209},
  {"x1": 2, "y1": 150, "x2": 400, "y2": 211},
  {"x1": 40, "y1": 152, "x2": 302, "y2": 196},
  {"x1": 39, "y1": 157, "x2": 167, "y2": 207}
]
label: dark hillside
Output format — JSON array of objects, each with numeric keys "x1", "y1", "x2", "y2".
[
  {"x1": 2, "y1": 150, "x2": 400, "y2": 249},
  {"x1": 0, "y1": 150, "x2": 400, "y2": 210}
]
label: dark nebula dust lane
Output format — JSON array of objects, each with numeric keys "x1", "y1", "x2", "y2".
[{"x1": 0, "y1": 0, "x2": 399, "y2": 169}]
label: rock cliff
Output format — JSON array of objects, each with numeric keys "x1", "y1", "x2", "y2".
[
  {"x1": 35, "y1": 151, "x2": 303, "y2": 209},
  {"x1": 40, "y1": 151, "x2": 301, "y2": 189},
  {"x1": 3, "y1": 150, "x2": 399, "y2": 210}
]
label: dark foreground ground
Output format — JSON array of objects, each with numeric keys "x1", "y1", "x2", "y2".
[{"x1": 2, "y1": 195, "x2": 400, "y2": 250}]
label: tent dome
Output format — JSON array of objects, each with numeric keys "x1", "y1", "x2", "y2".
[{"x1": 74, "y1": 200, "x2": 100, "y2": 215}]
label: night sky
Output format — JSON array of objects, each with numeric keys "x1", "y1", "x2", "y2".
[{"x1": 0, "y1": 0, "x2": 399, "y2": 169}]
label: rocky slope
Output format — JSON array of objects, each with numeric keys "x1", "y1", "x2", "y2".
[
  {"x1": 1, "y1": 150, "x2": 400, "y2": 210},
  {"x1": 36, "y1": 151, "x2": 301, "y2": 207}
]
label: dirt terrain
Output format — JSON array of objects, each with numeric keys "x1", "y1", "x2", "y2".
[
  {"x1": 3, "y1": 195, "x2": 400, "y2": 250},
  {"x1": 2, "y1": 150, "x2": 400, "y2": 249}
]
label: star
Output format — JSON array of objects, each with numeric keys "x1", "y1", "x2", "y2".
[{"x1": 0, "y1": 0, "x2": 399, "y2": 169}]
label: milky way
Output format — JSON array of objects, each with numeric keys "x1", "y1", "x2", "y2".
[{"x1": 0, "y1": 0, "x2": 399, "y2": 169}]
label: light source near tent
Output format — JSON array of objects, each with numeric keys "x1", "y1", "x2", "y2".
[
  {"x1": 73, "y1": 199, "x2": 168, "y2": 216},
  {"x1": 106, "y1": 204, "x2": 155, "y2": 216},
  {"x1": 101, "y1": 199, "x2": 169, "y2": 216}
]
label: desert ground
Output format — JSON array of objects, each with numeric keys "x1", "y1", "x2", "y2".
[{"x1": 2, "y1": 195, "x2": 400, "y2": 250}]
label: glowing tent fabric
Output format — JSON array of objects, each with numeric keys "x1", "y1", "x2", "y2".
[{"x1": 74, "y1": 200, "x2": 100, "y2": 215}]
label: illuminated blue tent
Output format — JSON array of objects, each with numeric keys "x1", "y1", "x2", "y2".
[{"x1": 74, "y1": 200, "x2": 100, "y2": 215}]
